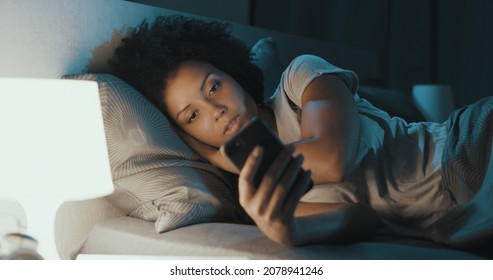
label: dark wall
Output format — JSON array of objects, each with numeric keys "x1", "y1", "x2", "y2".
[
  {"x1": 127, "y1": 0, "x2": 492, "y2": 108},
  {"x1": 252, "y1": 0, "x2": 493, "y2": 108},
  {"x1": 127, "y1": 0, "x2": 251, "y2": 24}
]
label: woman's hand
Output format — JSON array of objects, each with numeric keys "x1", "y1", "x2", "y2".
[
  {"x1": 177, "y1": 129, "x2": 238, "y2": 174},
  {"x1": 238, "y1": 146, "x2": 382, "y2": 245},
  {"x1": 238, "y1": 145, "x2": 313, "y2": 244}
]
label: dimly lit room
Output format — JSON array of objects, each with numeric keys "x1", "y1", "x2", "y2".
[{"x1": 0, "y1": 0, "x2": 492, "y2": 268}]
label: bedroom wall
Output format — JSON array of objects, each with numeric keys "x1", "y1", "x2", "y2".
[
  {"x1": 126, "y1": 0, "x2": 252, "y2": 25},
  {"x1": 0, "y1": 0, "x2": 377, "y2": 81},
  {"x1": 251, "y1": 0, "x2": 493, "y2": 108},
  {"x1": 0, "y1": 0, "x2": 172, "y2": 79},
  {"x1": 4, "y1": 0, "x2": 488, "y2": 107},
  {"x1": 123, "y1": 0, "x2": 493, "y2": 108}
]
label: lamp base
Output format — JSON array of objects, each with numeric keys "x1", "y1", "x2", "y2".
[{"x1": 16, "y1": 197, "x2": 63, "y2": 260}]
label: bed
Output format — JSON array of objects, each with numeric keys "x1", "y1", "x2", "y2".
[{"x1": 1, "y1": 0, "x2": 486, "y2": 260}]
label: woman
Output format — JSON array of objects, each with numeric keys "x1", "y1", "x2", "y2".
[{"x1": 110, "y1": 15, "x2": 493, "y2": 252}]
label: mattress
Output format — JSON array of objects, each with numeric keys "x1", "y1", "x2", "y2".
[{"x1": 77, "y1": 216, "x2": 483, "y2": 260}]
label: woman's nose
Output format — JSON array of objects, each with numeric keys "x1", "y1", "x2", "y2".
[{"x1": 214, "y1": 105, "x2": 227, "y2": 121}]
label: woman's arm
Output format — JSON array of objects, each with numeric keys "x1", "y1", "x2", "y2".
[
  {"x1": 293, "y1": 202, "x2": 382, "y2": 244},
  {"x1": 294, "y1": 74, "x2": 360, "y2": 184},
  {"x1": 238, "y1": 145, "x2": 381, "y2": 245}
]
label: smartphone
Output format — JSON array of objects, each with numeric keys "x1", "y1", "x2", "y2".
[{"x1": 221, "y1": 118, "x2": 312, "y2": 191}]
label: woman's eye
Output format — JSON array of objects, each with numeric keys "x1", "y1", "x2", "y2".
[
  {"x1": 188, "y1": 111, "x2": 198, "y2": 123},
  {"x1": 208, "y1": 81, "x2": 221, "y2": 96}
]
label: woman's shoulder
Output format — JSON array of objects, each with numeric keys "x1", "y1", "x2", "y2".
[
  {"x1": 281, "y1": 54, "x2": 359, "y2": 97},
  {"x1": 285, "y1": 54, "x2": 338, "y2": 73}
]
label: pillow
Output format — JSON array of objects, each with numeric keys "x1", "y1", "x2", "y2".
[
  {"x1": 62, "y1": 74, "x2": 244, "y2": 233},
  {"x1": 251, "y1": 37, "x2": 286, "y2": 100},
  {"x1": 357, "y1": 86, "x2": 425, "y2": 122}
]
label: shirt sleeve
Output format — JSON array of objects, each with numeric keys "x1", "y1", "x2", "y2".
[{"x1": 280, "y1": 54, "x2": 359, "y2": 107}]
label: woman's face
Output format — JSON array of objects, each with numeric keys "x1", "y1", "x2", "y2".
[{"x1": 163, "y1": 60, "x2": 258, "y2": 148}]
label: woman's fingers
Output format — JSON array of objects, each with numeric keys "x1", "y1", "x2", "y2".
[
  {"x1": 268, "y1": 154, "x2": 305, "y2": 212},
  {"x1": 239, "y1": 144, "x2": 313, "y2": 221},
  {"x1": 238, "y1": 146, "x2": 263, "y2": 205},
  {"x1": 255, "y1": 145, "x2": 294, "y2": 198},
  {"x1": 283, "y1": 169, "x2": 313, "y2": 213},
  {"x1": 239, "y1": 145, "x2": 294, "y2": 211},
  {"x1": 237, "y1": 145, "x2": 315, "y2": 244}
]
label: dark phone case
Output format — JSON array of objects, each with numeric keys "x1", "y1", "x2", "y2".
[{"x1": 220, "y1": 118, "x2": 284, "y2": 186}]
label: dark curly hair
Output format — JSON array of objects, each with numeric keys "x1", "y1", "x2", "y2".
[{"x1": 109, "y1": 15, "x2": 265, "y2": 113}]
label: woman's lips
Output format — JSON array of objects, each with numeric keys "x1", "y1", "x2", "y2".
[{"x1": 223, "y1": 114, "x2": 240, "y2": 135}]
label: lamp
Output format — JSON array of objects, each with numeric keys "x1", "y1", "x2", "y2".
[{"x1": 0, "y1": 78, "x2": 114, "y2": 259}]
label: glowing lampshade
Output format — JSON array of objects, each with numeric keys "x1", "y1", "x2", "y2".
[{"x1": 0, "y1": 78, "x2": 113, "y2": 259}]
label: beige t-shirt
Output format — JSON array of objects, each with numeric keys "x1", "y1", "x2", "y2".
[{"x1": 267, "y1": 55, "x2": 452, "y2": 238}]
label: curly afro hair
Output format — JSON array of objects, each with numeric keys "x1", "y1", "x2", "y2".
[{"x1": 109, "y1": 15, "x2": 265, "y2": 112}]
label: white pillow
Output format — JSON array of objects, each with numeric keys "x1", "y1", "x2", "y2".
[{"x1": 63, "y1": 73, "x2": 245, "y2": 233}]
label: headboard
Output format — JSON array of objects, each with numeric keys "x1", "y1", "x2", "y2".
[{"x1": 0, "y1": 0, "x2": 377, "y2": 82}]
